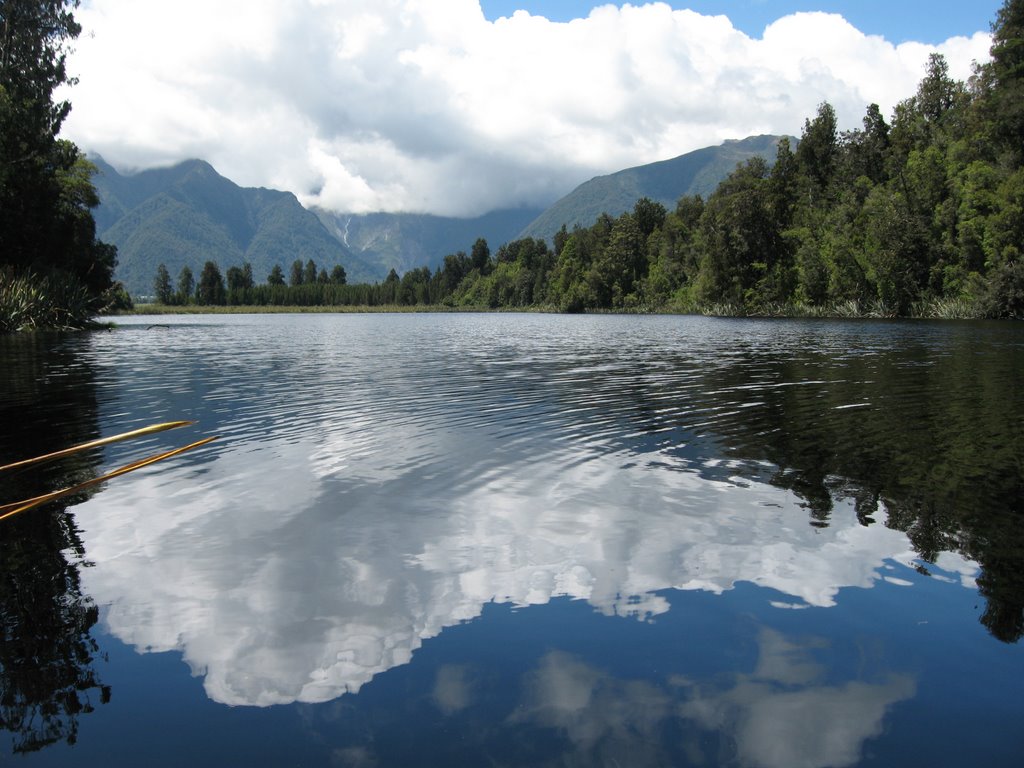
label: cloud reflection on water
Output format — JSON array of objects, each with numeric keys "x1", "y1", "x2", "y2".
[
  {"x1": 73, "y1": 421, "x2": 966, "y2": 709},
  {"x1": 508, "y1": 629, "x2": 915, "y2": 768},
  {"x1": 680, "y1": 628, "x2": 915, "y2": 768},
  {"x1": 20, "y1": 312, "x2": 1011, "y2": 765}
]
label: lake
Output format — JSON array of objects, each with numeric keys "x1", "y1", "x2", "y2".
[{"x1": 0, "y1": 313, "x2": 1021, "y2": 766}]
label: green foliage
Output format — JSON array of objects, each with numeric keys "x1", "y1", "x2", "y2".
[
  {"x1": 153, "y1": 263, "x2": 172, "y2": 304},
  {"x1": 797, "y1": 102, "x2": 838, "y2": 193},
  {"x1": 0, "y1": 1, "x2": 116, "y2": 328},
  {"x1": 102, "y1": 281, "x2": 133, "y2": 312},
  {"x1": 303, "y1": 258, "x2": 317, "y2": 285},
  {"x1": 985, "y1": 0, "x2": 1024, "y2": 160},
  {"x1": 225, "y1": 262, "x2": 254, "y2": 292},
  {"x1": 982, "y1": 259, "x2": 1024, "y2": 318},
  {"x1": 470, "y1": 238, "x2": 490, "y2": 275},
  {"x1": 0, "y1": 267, "x2": 95, "y2": 331},
  {"x1": 176, "y1": 265, "x2": 194, "y2": 305},
  {"x1": 196, "y1": 261, "x2": 226, "y2": 305}
]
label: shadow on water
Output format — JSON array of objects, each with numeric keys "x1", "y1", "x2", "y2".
[{"x1": 0, "y1": 333, "x2": 110, "y2": 754}]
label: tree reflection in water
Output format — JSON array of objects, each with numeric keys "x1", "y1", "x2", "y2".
[
  {"x1": 0, "y1": 334, "x2": 109, "y2": 753},
  {"x1": 636, "y1": 325, "x2": 1024, "y2": 643}
]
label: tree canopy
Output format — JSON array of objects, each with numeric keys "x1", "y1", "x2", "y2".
[{"x1": 0, "y1": 0, "x2": 116, "y2": 330}]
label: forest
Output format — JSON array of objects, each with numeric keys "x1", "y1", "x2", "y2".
[{"x1": 153, "y1": 1, "x2": 1023, "y2": 319}]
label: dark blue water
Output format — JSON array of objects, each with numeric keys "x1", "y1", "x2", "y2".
[{"x1": 1, "y1": 313, "x2": 1021, "y2": 766}]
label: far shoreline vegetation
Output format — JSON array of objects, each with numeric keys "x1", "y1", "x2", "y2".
[
  {"x1": 2, "y1": 1, "x2": 1023, "y2": 331},
  {"x1": 120, "y1": 296, "x2": 997, "y2": 321}
]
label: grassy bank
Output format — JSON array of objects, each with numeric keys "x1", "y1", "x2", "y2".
[
  {"x1": 111, "y1": 298, "x2": 1002, "y2": 320},
  {"x1": 119, "y1": 303, "x2": 472, "y2": 315}
]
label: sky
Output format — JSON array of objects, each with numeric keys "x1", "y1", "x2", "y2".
[
  {"x1": 61, "y1": 1, "x2": 1001, "y2": 218},
  {"x1": 481, "y1": 1, "x2": 1001, "y2": 44}
]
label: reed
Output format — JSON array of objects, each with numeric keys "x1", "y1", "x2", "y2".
[
  {"x1": 911, "y1": 297, "x2": 983, "y2": 320},
  {"x1": 0, "y1": 421, "x2": 194, "y2": 472},
  {"x1": 0, "y1": 421, "x2": 216, "y2": 522}
]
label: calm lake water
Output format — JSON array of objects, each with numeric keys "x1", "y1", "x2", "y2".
[{"x1": 1, "y1": 313, "x2": 1022, "y2": 766}]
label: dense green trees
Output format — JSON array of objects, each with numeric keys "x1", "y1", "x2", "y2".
[
  {"x1": 225, "y1": 262, "x2": 254, "y2": 292},
  {"x1": 155, "y1": 257, "x2": 357, "y2": 306},
  {"x1": 0, "y1": 0, "x2": 117, "y2": 329}
]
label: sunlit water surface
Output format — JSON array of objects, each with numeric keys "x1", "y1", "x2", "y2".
[{"x1": 1, "y1": 313, "x2": 1021, "y2": 766}]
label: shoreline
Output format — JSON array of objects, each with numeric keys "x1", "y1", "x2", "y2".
[{"x1": 105, "y1": 299, "x2": 1007, "y2": 321}]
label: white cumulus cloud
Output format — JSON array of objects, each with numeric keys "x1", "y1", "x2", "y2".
[{"x1": 63, "y1": 1, "x2": 991, "y2": 216}]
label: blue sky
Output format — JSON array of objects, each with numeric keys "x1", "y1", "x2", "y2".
[{"x1": 480, "y1": 1, "x2": 1002, "y2": 44}]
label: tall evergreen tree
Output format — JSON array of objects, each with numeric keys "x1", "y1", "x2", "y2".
[
  {"x1": 303, "y1": 259, "x2": 317, "y2": 285},
  {"x1": 153, "y1": 263, "x2": 172, "y2": 304},
  {"x1": 796, "y1": 102, "x2": 839, "y2": 196},
  {"x1": 988, "y1": 0, "x2": 1024, "y2": 160},
  {"x1": 471, "y1": 238, "x2": 491, "y2": 274},
  {"x1": 196, "y1": 261, "x2": 225, "y2": 305},
  {"x1": 176, "y1": 265, "x2": 194, "y2": 304},
  {"x1": 0, "y1": 0, "x2": 116, "y2": 320}
]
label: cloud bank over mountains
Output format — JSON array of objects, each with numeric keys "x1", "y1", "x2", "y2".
[{"x1": 63, "y1": 1, "x2": 991, "y2": 217}]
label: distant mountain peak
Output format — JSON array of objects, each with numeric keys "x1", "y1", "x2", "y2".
[{"x1": 91, "y1": 159, "x2": 364, "y2": 296}]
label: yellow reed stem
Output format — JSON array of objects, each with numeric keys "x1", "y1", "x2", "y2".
[
  {"x1": 0, "y1": 436, "x2": 218, "y2": 522},
  {"x1": 0, "y1": 421, "x2": 195, "y2": 473}
]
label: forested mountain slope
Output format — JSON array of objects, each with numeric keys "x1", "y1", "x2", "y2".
[
  {"x1": 91, "y1": 158, "x2": 374, "y2": 296},
  {"x1": 518, "y1": 135, "x2": 786, "y2": 242}
]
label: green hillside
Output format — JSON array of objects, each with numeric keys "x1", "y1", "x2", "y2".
[
  {"x1": 518, "y1": 135, "x2": 786, "y2": 242},
  {"x1": 91, "y1": 158, "x2": 375, "y2": 297}
]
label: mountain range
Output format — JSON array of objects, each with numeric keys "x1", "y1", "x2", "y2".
[{"x1": 92, "y1": 135, "x2": 784, "y2": 297}]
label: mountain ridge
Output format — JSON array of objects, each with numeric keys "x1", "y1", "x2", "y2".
[
  {"x1": 91, "y1": 157, "x2": 376, "y2": 296},
  {"x1": 90, "y1": 135, "x2": 786, "y2": 297},
  {"x1": 518, "y1": 134, "x2": 787, "y2": 242}
]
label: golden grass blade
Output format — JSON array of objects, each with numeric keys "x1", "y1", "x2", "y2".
[
  {"x1": 0, "y1": 436, "x2": 218, "y2": 522},
  {"x1": 0, "y1": 421, "x2": 195, "y2": 473}
]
